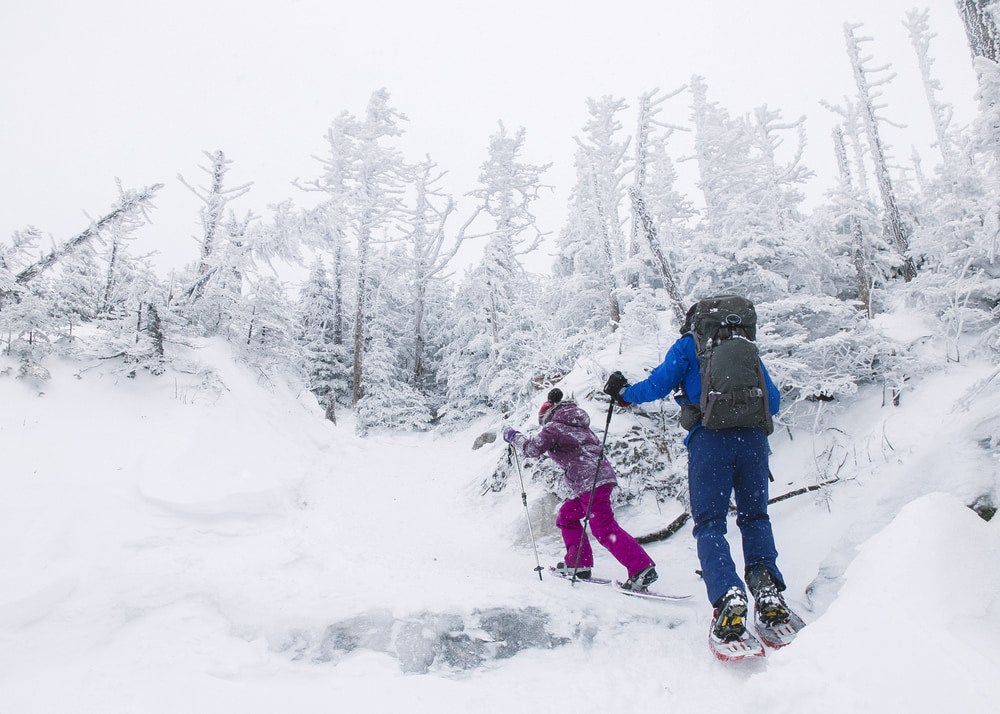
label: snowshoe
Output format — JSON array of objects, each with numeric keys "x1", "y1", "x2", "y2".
[
  {"x1": 709, "y1": 588, "x2": 764, "y2": 660},
  {"x1": 553, "y1": 561, "x2": 592, "y2": 580},
  {"x1": 618, "y1": 565, "x2": 658, "y2": 592}
]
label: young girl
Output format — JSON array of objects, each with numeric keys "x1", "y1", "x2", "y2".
[{"x1": 503, "y1": 388, "x2": 657, "y2": 590}]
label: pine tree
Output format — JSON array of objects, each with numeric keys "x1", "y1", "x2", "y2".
[
  {"x1": 51, "y1": 243, "x2": 101, "y2": 335},
  {"x1": 239, "y1": 276, "x2": 300, "y2": 373},
  {"x1": 300, "y1": 90, "x2": 409, "y2": 406},
  {"x1": 685, "y1": 77, "x2": 815, "y2": 302},
  {"x1": 355, "y1": 274, "x2": 432, "y2": 434},
  {"x1": 441, "y1": 122, "x2": 551, "y2": 417},
  {"x1": 297, "y1": 260, "x2": 350, "y2": 421},
  {"x1": 398, "y1": 158, "x2": 467, "y2": 394}
]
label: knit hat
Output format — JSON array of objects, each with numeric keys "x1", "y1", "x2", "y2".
[{"x1": 537, "y1": 388, "x2": 564, "y2": 424}]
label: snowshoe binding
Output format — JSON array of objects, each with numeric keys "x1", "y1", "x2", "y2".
[
  {"x1": 619, "y1": 565, "x2": 658, "y2": 592},
  {"x1": 709, "y1": 587, "x2": 765, "y2": 661},
  {"x1": 746, "y1": 566, "x2": 805, "y2": 648},
  {"x1": 553, "y1": 561, "x2": 592, "y2": 580}
]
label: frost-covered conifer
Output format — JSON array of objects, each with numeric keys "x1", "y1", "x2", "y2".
[
  {"x1": 685, "y1": 77, "x2": 815, "y2": 302},
  {"x1": 51, "y1": 243, "x2": 101, "y2": 334},
  {"x1": 355, "y1": 276, "x2": 432, "y2": 434},
  {"x1": 98, "y1": 205, "x2": 146, "y2": 317},
  {"x1": 301, "y1": 90, "x2": 409, "y2": 405},
  {"x1": 297, "y1": 260, "x2": 350, "y2": 421},
  {"x1": 238, "y1": 276, "x2": 300, "y2": 374},
  {"x1": 0, "y1": 280, "x2": 60, "y2": 357},
  {"x1": 397, "y1": 158, "x2": 465, "y2": 394},
  {"x1": 440, "y1": 122, "x2": 551, "y2": 418}
]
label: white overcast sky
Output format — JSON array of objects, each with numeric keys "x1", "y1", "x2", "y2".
[{"x1": 0, "y1": 0, "x2": 981, "y2": 274}]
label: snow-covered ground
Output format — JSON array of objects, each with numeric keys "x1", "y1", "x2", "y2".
[{"x1": 1, "y1": 336, "x2": 998, "y2": 713}]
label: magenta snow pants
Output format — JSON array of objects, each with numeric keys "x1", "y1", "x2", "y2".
[{"x1": 557, "y1": 483, "x2": 655, "y2": 578}]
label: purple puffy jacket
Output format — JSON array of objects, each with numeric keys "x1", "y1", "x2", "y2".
[{"x1": 512, "y1": 401, "x2": 617, "y2": 497}]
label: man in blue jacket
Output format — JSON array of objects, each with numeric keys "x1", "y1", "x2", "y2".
[{"x1": 604, "y1": 307, "x2": 789, "y2": 647}]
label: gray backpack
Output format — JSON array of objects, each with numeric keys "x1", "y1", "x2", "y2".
[{"x1": 684, "y1": 295, "x2": 773, "y2": 434}]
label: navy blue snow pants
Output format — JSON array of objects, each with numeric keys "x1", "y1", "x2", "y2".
[{"x1": 687, "y1": 426, "x2": 783, "y2": 606}]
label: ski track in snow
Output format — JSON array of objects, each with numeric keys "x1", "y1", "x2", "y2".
[{"x1": 1, "y1": 347, "x2": 998, "y2": 713}]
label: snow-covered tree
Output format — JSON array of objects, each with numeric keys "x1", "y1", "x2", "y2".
[
  {"x1": 178, "y1": 150, "x2": 252, "y2": 305},
  {"x1": 397, "y1": 158, "x2": 467, "y2": 394},
  {"x1": 574, "y1": 96, "x2": 631, "y2": 329},
  {"x1": 684, "y1": 77, "x2": 815, "y2": 302},
  {"x1": 300, "y1": 90, "x2": 409, "y2": 406},
  {"x1": 843, "y1": 23, "x2": 916, "y2": 281},
  {"x1": 1, "y1": 184, "x2": 161, "y2": 301},
  {"x1": 51, "y1": 242, "x2": 101, "y2": 334},
  {"x1": 440, "y1": 122, "x2": 552, "y2": 418},
  {"x1": 98, "y1": 201, "x2": 146, "y2": 317},
  {"x1": 238, "y1": 276, "x2": 300, "y2": 374},
  {"x1": 296, "y1": 260, "x2": 350, "y2": 421},
  {"x1": 905, "y1": 9, "x2": 960, "y2": 172},
  {"x1": 627, "y1": 86, "x2": 692, "y2": 323},
  {"x1": 356, "y1": 274, "x2": 432, "y2": 434}
]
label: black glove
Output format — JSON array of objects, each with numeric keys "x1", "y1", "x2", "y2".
[{"x1": 603, "y1": 371, "x2": 631, "y2": 406}]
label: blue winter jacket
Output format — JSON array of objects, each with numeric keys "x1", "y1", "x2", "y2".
[{"x1": 621, "y1": 334, "x2": 780, "y2": 442}]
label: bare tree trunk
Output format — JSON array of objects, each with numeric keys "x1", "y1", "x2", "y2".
[
  {"x1": 332, "y1": 227, "x2": 344, "y2": 345},
  {"x1": 957, "y1": 0, "x2": 1000, "y2": 62},
  {"x1": 352, "y1": 219, "x2": 372, "y2": 405},
  {"x1": 146, "y1": 303, "x2": 165, "y2": 374},
  {"x1": 196, "y1": 151, "x2": 227, "y2": 277},
  {"x1": 626, "y1": 93, "x2": 654, "y2": 290},
  {"x1": 413, "y1": 281, "x2": 426, "y2": 387},
  {"x1": 845, "y1": 24, "x2": 917, "y2": 282},
  {"x1": 246, "y1": 306, "x2": 256, "y2": 345},
  {"x1": 833, "y1": 128, "x2": 873, "y2": 316},
  {"x1": 629, "y1": 188, "x2": 686, "y2": 324},
  {"x1": 101, "y1": 237, "x2": 121, "y2": 315},
  {"x1": 179, "y1": 150, "x2": 251, "y2": 305},
  {"x1": 587, "y1": 169, "x2": 621, "y2": 331}
]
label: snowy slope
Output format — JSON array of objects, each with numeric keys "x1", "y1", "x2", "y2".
[{"x1": 1, "y1": 337, "x2": 998, "y2": 713}]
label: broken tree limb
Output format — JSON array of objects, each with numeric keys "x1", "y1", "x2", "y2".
[
  {"x1": 12, "y1": 183, "x2": 163, "y2": 289},
  {"x1": 765, "y1": 478, "x2": 841, "y2": 506},
  {"x1": 636, "y1": 512, "x2": 689, "y2": 544},
  {"x1": 636, "y1": 478, "x2": 842, "y2": 544}
]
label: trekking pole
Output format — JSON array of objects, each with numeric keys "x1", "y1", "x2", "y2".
[
  {"x1": 509, "y1": 443, "x2": 545, "y2": 581},
  {"x1": 570, "y1": 399, "x2": 616, "y2": 584}
]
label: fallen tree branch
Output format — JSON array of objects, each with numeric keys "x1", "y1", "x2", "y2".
[
  {"x1": 636, "y1": 512, "x2": 689, "y2": 544},
  {"x1": 637, "y1": 478, "x2": 842, "y2": 543}
]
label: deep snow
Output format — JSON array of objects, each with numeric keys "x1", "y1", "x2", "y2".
[{"x1": 1, "y1": 335, "x2": 998, "y2": 713}]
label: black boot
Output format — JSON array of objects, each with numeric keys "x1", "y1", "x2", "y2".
[
  {"x1": 555, "y1": 561, "x2": 591, "y2": 579},
  {"x1": 620, "y1": 565, "x2": 658, "y2": 592},
  {"x1": 711, "y1": 586, "x2": 749, "y2": 642},
  {"x1": 746, "y1": 565, "x2": 789, "y2": 625}
]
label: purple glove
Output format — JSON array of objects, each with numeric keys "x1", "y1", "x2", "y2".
[{"x1": 502, "y1": 427, "x2": 520, "y2": 444}]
